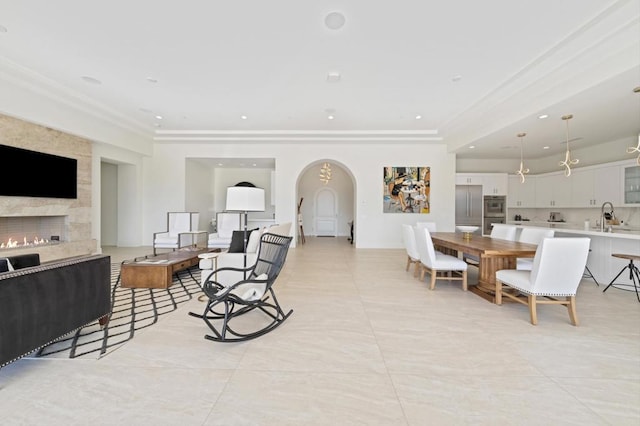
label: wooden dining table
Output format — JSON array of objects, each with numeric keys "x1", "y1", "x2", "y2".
[{"x1": 430, "y1": 232, "x2": 538, "y2": 303}]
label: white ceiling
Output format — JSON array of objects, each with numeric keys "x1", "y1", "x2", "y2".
[{"x1": 0, "y1": 0, "x2": 638, "y2": 160}]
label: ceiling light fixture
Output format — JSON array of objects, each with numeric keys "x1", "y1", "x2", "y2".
[
  {"x1": 626, "y1": 88, "x2": 640, "y2": 164},
  {"x1": 515, "y1": 132, "x2": 530, "y2": 183},
  {"x1": 415, "y1": 115, "x2": 422, "y2": 120},
  {"x1": 538, "y1": 114, "x2": 548, "y2": 119},
  {"x1": 452, "y1": 75, "x2": 462, "y2": 82},
  {"x1": 319, "y1": 162, "x2": 332, "y2": 184},
  {"x1": 155, "y1": 115, "x2": 163, "y2": 120},
  {"x1": 327, "y1": 115, "x2": 335, "y2": 120},
  {"x1": 146, "y1": 77, "x2": 158, "y2": 83},
  {"x1": 325, "y1": 12, "x2": 346, "y2": 30},
  {"x1": 468, "y1": 145, "x2": 475, "y2": 149},
  {"x1": 327, "y1": 72, "x2": 341, "y2": 83},
  {"x1": 241, "y1": 115, "x2": 248, "y2": 120},
  {"x1": 559, "y1": 114, "x2": 579, "y2": 177}
]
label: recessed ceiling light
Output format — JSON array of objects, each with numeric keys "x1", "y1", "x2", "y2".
[
  {"x1": 543, "y1": 146, "x2": 550, "y2": 150},
  {"x1": 415, "y1": 115, "x2": 422, "y2": 120},
  {"x1": 451, "y1": 75, "x2": 462, "y2": 82},
  {"x1": 155, "y1": 115, "x2": 163, "y2": 120},
  {"x1": 217, "y1": 163, "x2": 223, "y2": 166},
  {"x1": 81, "y1": 76, "x2": 101, "y2": 85},
  {"x1": 0, "y1": 25, "x2": 7, "y2": 33},
  {"x1": 252, "y1": 163, "x2": 257, "y2": 167},
  {"x1": 327, "y1": 115, "x2": 335, "y2": 120},
  {"x1": 468, "y1": 145, "x2": 475, "y2": 149},
  {"x1": 146, "y1": 77, "x2": 158, "y2": 83},
  {"x1": 538, "y1": 114, "x2": 549, "y2": 119},
  {"x1": 327, "y1": 72, "x2": 341, "y2": 83},
  {"x1": 241, "y1": 115, "x2": 248, "y2": 120},
  {"x1": 325, "y1": 12, "x2": 346, "y2": 30}
]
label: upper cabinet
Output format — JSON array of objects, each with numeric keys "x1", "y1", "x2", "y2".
[
  {"x1": 482, "y1": 174, "x2": 508, "y2": 195},
  {"x1": 507, "y1": 175, "x2": 536, "y2": 208},
  {"x1": 571, "y1": 165, "x2": 621, "y2": 207},
  {"x1": 456, "y1": 173, "x2": 507, "y2": 196},
  {"x1": 535, "y1": 172, "x2": 572, "y2": 208},
  {"x1": 455, "y1": 174, "x2": 483, "y2": 186},
  {"x1": 623, "y1": 164, "x2": 640, "y2": 206}
]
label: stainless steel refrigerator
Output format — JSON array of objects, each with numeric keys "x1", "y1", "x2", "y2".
[{"x1": 455, "y1": 185, "x2": 483, "y2": 232}]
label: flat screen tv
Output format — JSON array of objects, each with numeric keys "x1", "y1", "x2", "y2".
[{"x1": 0, "y1": 144, "x2": 77, "y2": 199}]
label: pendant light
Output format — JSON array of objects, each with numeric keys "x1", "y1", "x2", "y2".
[
  {"x1": 319, "y1": 162, "x2": 332, "y2": 184},
  {"x1": 627, "y1": 87, "x2": 640, "y2": 165},
  {"x1": 515, "y1": 132, "x2": 530, "y2": 183},
  {"x1": 559, "y1": 114, "x2": 579, "y2": 177}
]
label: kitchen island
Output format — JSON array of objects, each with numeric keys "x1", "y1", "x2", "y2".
[{"x1": 507, "y1": 222, "x2": 639, "y2": 290}]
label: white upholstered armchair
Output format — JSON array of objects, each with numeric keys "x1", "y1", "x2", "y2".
[
  {"x1": 153, "y1": 212, "x2": 204, "y2": 255},
  {"x1": 207, "y1": 212, "x2": 245, "y2": 249}
]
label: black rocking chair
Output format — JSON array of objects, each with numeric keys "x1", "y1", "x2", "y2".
[{"x1": 189, "y1": 232, "x2": 293, "y2": 342}]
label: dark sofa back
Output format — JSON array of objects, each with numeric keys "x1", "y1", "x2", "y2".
[
  {"x1": 0, "y1": 254, "x2": 111, "y2": 367},
  {"x1": 0, "y1": 253, "x2": 41, "y2": 272}
]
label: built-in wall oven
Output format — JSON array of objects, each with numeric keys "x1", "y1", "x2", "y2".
[{"x1": 483, "y1": 196, "x2": 506, "y2": 234}]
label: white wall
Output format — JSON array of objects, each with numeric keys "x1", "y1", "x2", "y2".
[{"x1": 143, "y1": 141, "x2": 457, "y2": 249}]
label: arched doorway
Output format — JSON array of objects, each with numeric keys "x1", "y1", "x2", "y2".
[
  {"x1": 314, "y1": 187, "x2": 337, "y2": 236},
  {"x1": 295, "y1": 160, "x2": 356, "y2": 243}
]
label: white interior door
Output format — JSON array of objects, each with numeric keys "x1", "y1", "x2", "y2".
[{"x1": 315, "y1": 188, "x2": 337, "y2": 236}]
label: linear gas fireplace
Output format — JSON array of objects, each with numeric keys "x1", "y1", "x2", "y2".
[{"x1": 0, "y1": 216, "x2": 66, "y2": 250}]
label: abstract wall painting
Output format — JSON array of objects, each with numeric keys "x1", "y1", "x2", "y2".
[{"x1": 383, "y1": 166, "x2": 430, "y2": 213}]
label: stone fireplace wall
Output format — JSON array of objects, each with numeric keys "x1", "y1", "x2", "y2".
[{"x1": 0, "y1": 113, "x2": 96, "y2": 262}]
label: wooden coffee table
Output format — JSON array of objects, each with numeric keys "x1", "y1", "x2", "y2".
[{"x1": 120, "y1": 247, "x2": 220, "y2": 289}]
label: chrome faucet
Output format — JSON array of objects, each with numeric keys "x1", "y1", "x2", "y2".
[{"x1": 600, "y1": 201, "x2": 615, "y2": 232}]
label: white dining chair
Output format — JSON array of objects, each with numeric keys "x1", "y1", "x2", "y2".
[
  {"x1": 401, "y1": 224, "x2": 421, "y2": 277},
  {"x1": 496, "y1": 237, "x2": 590, "y2": 325},
  {"x1": 414, "y1": 226, "x2": 467, "y2": 291},
  {"x1": 516, "y1": 228, "x2": 554, "y2": 270}
]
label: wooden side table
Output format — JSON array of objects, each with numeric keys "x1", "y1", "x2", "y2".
[{"x1": 602, "y1": 253, "x2": 640, "y2": 302}]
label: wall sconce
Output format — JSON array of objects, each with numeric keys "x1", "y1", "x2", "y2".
[
  {"x1": 320, "y1": 162, "x2": 332, "y2": 184},
  {"x1": 559, "y1": 114, "x2": 579, "y2": 177},
  {"x1": 515, "y1": 132, "x2": 530, "y2": 183}
]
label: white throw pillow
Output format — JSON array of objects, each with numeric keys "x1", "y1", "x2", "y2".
[
  {"x1": 245, "y1": 229, "x2": 262, "y2": 253},
  {"x1": 239, "y1": 273, "x2": 268, "y2": 301}
]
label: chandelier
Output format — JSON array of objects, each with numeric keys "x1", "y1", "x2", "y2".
[
  {"x1": 627, "y1": 87, "x2": 640, "y2": 165},
  {"x1": 319, "y1": 162, "x2": 332, "y2": 184},
  {"x1": 515, "y1": 132, "x2": 530, "y2": 183},
  {"x1": 559, "y1": 114, "x2": 579, "y2": 177}
]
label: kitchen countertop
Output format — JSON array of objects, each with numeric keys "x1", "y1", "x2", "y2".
[{"x1": 506, "y1": 221, "x2": 640, "y2": 240}]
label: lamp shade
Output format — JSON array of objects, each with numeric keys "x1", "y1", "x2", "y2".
[{"x1": 226, "y1": 186, "x2": 265, "y2": 212}]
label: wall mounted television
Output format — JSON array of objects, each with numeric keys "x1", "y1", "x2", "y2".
[{"x1": 0, "y1": 144, "x2": 77, "y2": 199}]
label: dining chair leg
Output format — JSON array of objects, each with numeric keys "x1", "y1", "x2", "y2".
[
  {"x1": 430, "y1": 270, "x2": 437, "y2": 290},
  {"x1": 528, "y1": 294, "x2": 538, "y2": 325},
  {"x1": 405, "y1": 256, "x2": 411, "y2": 272},
  {"x1": 462, "y1": 270, "x2": 468, "y2": 291},
  {"x1": 567, "y1": 296, "x2": 579, "y2": 326}
]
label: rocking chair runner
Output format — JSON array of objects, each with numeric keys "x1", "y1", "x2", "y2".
[{"x1": 189, "y1": 232, "x2": 293, "y2": 342}]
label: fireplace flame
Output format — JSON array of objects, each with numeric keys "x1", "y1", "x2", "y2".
[{"x1": 1, "y1": 236, "x2": 50, "y2": 249}]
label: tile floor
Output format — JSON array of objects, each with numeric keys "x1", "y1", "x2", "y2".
[{"x1": 0, "y1": 237, "x2": 638, "y2": 425}]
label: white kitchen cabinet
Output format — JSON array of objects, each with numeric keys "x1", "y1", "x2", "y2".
[
  {"x1": 456, "y1": 173, "x2": 507, "y2": 195},
  {"x1": 622, "y1": 164, "x2": 640, "y2": 206},
  {"x1": 455, "y1": 174, "x2": 483, "y2": 185},
  {"x1": 508, "y1": 175, "x2": 536, "y2": 207},
  {"x1": 482, "y1": 174, "x2": 508, "y2": 195},
  {"x1": 535, "y1": 172, "x2": 571, "y2": 208},
  {"x1": 571, "y1": 165, "x2": 621, "y2": 207}
]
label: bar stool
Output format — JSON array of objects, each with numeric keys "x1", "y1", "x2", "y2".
[{"x1": 602, "y1": 253, "x2": 640, "y2": 302}]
